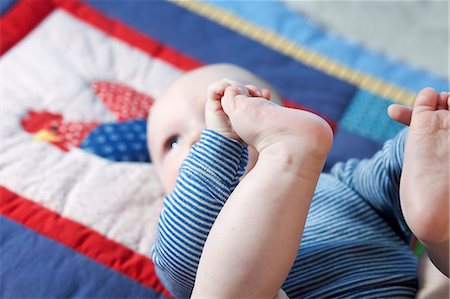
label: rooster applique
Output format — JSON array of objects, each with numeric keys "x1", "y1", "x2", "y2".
[{"x1": 21, "y1": 81, "x2": 153, "y2": 162}]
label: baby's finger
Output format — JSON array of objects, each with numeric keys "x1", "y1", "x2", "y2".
[
  {"x1": 245, "y1": 84, "x2": 262, "y2": 97},
  {"x1": 261, "y1": 88, "x2": 271, "y2": 101},
  {"x1": 387, "y1": 104, "x2": 412, "y2": 126},
  {"x1": 438, "y1": 91, "x2": 449, "y2": 110},
  {"x1": 219, "y1": 78, "x2": 250, "y2": 96},
  {"x1": 207, "y1": 80, "x2": 232, "y2": 101},
  {"x1": 447, "y1": 92, "x2": 450, "y2": 108},
  {"x1": 230, "y1": 82, "x2": 249, "y2": 96},
  {"x1": 221, "y1": 85, "x2": 246, "y2": 115}
]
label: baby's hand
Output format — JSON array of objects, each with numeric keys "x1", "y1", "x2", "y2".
[{"x1": 205, "y1": 79, "x2": 270, "y2": 142}]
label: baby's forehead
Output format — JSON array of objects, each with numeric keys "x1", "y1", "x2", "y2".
[
  {"x1": 164, "y1": 65, "x2": 259, "y2": 94},
  {"x1": 148, "y1": 97, "x2": 178, "y2": 128},
  {"x1": 149, "y1": 87, "x2": 197, "y2": 128}
]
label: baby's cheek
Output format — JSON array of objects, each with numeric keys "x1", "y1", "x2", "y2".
[
  {"x1": 161, "y1": 146, "x2": 192, "y2": 193},
  {"x1": 164, "y1": 157, "x2": 183, "y2": 194},
  {"x1": 160, "y1": 165, "x2": 176, "y2": 194}
]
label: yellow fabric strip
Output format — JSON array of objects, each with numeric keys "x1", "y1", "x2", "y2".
[{"x1": 172, "y1": 0, "x2": 416, "y2": 106}]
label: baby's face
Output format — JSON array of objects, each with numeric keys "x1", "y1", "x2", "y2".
[
  {"x1": 148, "y1": 71, "x2": 208, "y2": 193},
  {"x1": 148, "y1": 64, "x2": 273, "y2": 193}
]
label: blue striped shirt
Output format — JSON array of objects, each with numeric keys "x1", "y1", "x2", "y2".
[{"x1": 152, "y1": 129, "x2": 418, "y2": 298}]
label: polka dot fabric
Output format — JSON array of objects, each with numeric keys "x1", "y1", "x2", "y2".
[
  {"x1": 80, "y1": 119, "x2": 150, "y2": 162},
  {"x1": 92, "y1": 81, "x2": 154, "y2": 122},
  {"x1": 57, "y1": 121, "x2": 100, "y2": 148}
]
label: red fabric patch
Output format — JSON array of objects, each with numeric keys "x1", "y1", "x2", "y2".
[
  {"x1": 56, "y1": 121, "x2": 99, "y2": 148},
  {"x1": 92, "y1": 81, "x2": 154, "y2": 122},
  {"x1": 21, "y1": 110, "x2": 63, "y2": 133}
]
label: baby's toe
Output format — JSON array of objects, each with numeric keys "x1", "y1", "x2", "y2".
[
  {"x1": 221, "y1": 86, "x2": 244, "y2": 115},
  {"x1": 438, "y1": 91, "x2": 449, "y2": 110},
  {"x1": 415, "y1": 87, "x2": 438, "y2": 110}
]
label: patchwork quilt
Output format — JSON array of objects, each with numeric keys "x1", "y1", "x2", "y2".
[{"x1": 1, "y1": 0, "x2": 447, "y2": 297}]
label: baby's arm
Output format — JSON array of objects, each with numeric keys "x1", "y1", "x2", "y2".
[
  {"x1": 332, "y1": 88, "x2": 449, "y2": 276},
  {"x1": 330, "y1": 129, "x2": 409, "y2": 239},
  {"x1": 151, "y1": 130, "x2": 248, "y2": 298}
]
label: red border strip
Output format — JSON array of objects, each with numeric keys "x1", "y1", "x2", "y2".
[
  {"x1": 0, "y1": 0, "x2": 55, "y2": 55},
  {"x1": 54, "y1": 0, "x2": 201, "y2": 71},
  {"x1": 0, "y1": 185, "x2": 172, "y2": 298}
]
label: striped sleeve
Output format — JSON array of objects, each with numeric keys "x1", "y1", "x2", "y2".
[
  {"x1": 151, "y1": 129, "x2": 248, "y2": 298},
  {"x1": 330, "y1": 128, "x2": 412, "y2": 242}
]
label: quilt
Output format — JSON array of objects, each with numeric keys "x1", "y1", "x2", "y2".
[{"x1": 1, "y1": 0, "x2": 447, "y2": 297}]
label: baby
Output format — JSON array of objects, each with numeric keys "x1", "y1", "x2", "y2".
[{"x1": 148, "y1": 64, "x2": 449, "y2": 298}]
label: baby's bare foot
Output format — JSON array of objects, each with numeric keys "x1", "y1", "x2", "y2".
[
  {"x1": 221, "y1": 86, "x2": 333, "y2": 176},
  {"x1": 401, "y1": 88, "x2": 449, "y2": 245}
]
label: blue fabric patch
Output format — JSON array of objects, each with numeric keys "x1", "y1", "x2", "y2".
[
  {"x1": 80, "y1": 119, "x2": 150, "y2": 162},
  {"x1": 325, "y1": 127, "x2": 383, "y2": 171},
  {"x1": 0, "y1": 0, "x2": 17, "y2": 16},
  {"x1": 339, "y1": 90, "x2": 406, "y2": 143},
  {"x1": 0, "y1": 216, "x2": 167, "y2": 298}
]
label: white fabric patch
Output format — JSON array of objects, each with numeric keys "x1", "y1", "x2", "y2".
[{"x1": 1, "y1": 9, "x2": 183, "y2": 255}]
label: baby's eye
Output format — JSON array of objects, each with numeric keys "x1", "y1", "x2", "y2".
[{"x1": 164, "y1": 135, "x2": 179, "y2": 151}]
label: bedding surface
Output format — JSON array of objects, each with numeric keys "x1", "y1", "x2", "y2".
[{"x1": 0, "y1": 0, "x2": 446, "y2": 297}]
